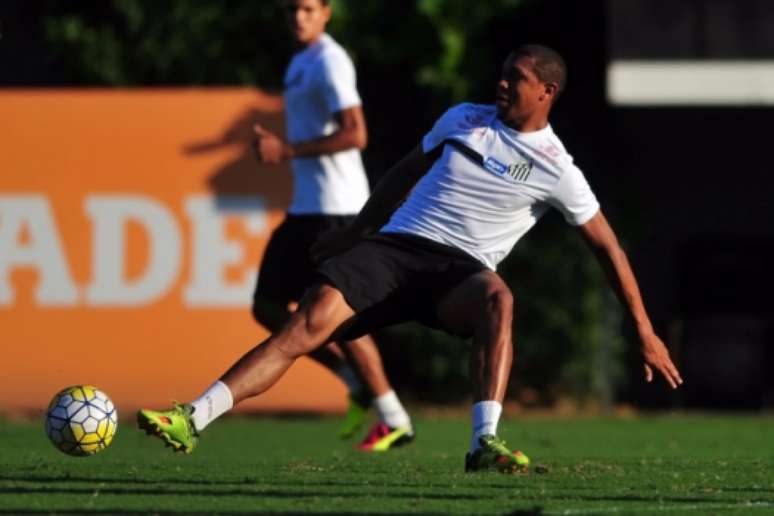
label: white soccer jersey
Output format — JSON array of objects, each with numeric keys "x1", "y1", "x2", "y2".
[
  {"x1": 381, "y1": 103, "x2": 600, "y2": 270},
  {"x1": 283, "y1": 33, "x2": 370, "y2": 215}
]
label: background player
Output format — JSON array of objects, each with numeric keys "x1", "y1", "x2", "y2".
[{"x1": 250, "y1": 0, "x2": 412, "y2": 450}]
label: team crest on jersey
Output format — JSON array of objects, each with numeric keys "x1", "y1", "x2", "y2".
[{"x1": 484, "y1": 156, "x2": 533, "y2": 182}]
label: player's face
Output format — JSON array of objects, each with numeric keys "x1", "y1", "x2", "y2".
[
  {"x1": 495, "y1": 55, "x2": 550, "y2": 124},
  {"x1": 284, "y1": 0, "x2": 331, "y2": 46}
]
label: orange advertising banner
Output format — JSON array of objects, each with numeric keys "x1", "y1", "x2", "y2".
[{"x1": 0, "y1": 89, "x2": 347, "y2": 414}]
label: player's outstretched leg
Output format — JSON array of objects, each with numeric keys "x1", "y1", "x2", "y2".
[
  {"x1": 138, "y1": 283, "x2": 354, "y2": 453},
  {"x1": 137, "y1": 379, "x2": 233, "y2": 454},
  {"x1": 253, "y1": 292, "x2": 379, "y2": 440},
  {"x1": 137, "y1": 402, "x2": 199, "y2": 454}
]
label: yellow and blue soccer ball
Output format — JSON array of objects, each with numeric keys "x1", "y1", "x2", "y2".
[{"x1": 45, "y1": 386, "x2": 118, "y2": 456}]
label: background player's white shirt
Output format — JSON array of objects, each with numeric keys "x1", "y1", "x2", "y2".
[
  {"x1": 283, "y1": 33, "x2": 370, "y2": 215},
  {"x1": 381, "y1": 103, "x2": 600, "y2": 270}
]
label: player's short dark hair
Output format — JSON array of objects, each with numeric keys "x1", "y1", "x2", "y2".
[{"x1": 510, "y1": 44, "x2": 567, "y2": 101}]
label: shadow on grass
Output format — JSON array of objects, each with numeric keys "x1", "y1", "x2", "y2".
[
  {"x1": 0, "y1": 473, "x2": 502, "y2": 491},
  {"x1": 0, "y1": 474, "x2": 254, "y2": 487},
  {"x1": 723, "y1": 486, "x2": 774, "y2": 494},
  {"x1": 6, "y1": 473, "x2": 774, "y2": 497},
  {"x1": 0, "y1": 511, "x2": 441, "y2": 516},
  {"x1": 3, "y1": 484, "x2": 772, "y2": 507},
  {"x1": 0, "y1": 485, "x2": 494, "y2": 502},
  {"x1": 506, "y1": 508, "x2": 545, "y2": 516},
  {"x1": 561, "y1": 494, "x2": 773, "y2": 505}
]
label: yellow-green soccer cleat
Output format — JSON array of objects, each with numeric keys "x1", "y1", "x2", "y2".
[
  {"x1": 338, "y1": 393, "x2": 369, "y2": 439},
  {"x1": 358, "y1": 422, "x2": 415, "y2": 452},
  {"x1": 465, "y1": 434, "x2": 530, "y2": 474},
  {"x1": 137, "y1": 402, "x2": 198, "y2": 454}
]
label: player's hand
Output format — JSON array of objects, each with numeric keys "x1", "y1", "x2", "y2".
[
  {"x1": 310, "y1": 226, "x2": 360, "y2": 263},
  {"x1": 640, "y1": 330, "x2": 683, "y2": 389},
  {"x1": 252, "y1": 124, "x2": 291, "y2": 164}
]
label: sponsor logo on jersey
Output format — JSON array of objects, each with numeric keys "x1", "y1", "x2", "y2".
[
  {"x1": 484, "y1": 156, "x2": 507, "y2": 175},
  {"x1": 484, "y1": 156, "x2": 533, "y2": 182}
]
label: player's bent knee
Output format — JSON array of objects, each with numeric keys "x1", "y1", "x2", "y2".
[
  {"x1": 274, "y1": 317, "x2": 323, "y2": 358},
  {"x1": 475, "y1": 283, "x2": 514, "y2": 334},
  {"x1": 276, "y1": 284, "x2": 350, "y2": 358},
  {"x1": 301, "y1": 285, "x2": 345, "y2": 335},
  {"x1": 484, "y1": 286, "x2": 513, "y2": 316}
]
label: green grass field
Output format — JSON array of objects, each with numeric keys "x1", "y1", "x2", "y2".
[{"x1": 1, "y1": 414, "x2": 773, "y2": 515}]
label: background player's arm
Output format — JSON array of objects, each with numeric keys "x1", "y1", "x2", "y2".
[
  {"x1": 312, "y1": 145, "x2": 430, "y2": 260},
  {"x1": 577, "y1": 210, "x2": 683, "y2": 389},
  {"x1": 253, "y1": 106, "x2": 366, "y2": 164}
]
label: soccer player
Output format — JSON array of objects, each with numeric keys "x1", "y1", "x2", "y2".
[
  {"x1": 253, "y1": 0, "x2": 414, "y2": 450},
  {"x1": 139, "y1": 44, "x2": 682, "y2": 472}
]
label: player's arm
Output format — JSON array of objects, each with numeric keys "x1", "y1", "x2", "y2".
[
  {"x1": 253, "y1": 106, "x2": 366, "y2": 164},
  {"x1": 577, "y1": 210, "x2": 684, "y2": 389},
  {"x1": 351, "y1": 144, "x2": 429, "y2": 233},
  {"x1": 311, "y1": 145, "x2": 430, "y2": 260}
]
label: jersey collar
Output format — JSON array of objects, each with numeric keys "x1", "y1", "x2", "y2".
[{"x1": 493, "y1": 114, "x2": 553, "y2": 141}]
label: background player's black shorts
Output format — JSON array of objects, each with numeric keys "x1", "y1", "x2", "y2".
[
  {"x1": 253, "y1": 213, "x2": 355, "y2": 305},
  {"x1": 317, "y1": 232, "x2": 487, "y2": 340}
]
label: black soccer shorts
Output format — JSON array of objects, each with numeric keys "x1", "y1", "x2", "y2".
[
  {"x1": 317, "y1": 232, "x2": 487, "y2": 339},
  {"x1": 253, "y1": 213, "x2": 356, "y2": 305}
]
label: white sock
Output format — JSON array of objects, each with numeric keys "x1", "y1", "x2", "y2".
[
  {"x1": 470, "y1": 400, "x2": 502, "y2": 452},
  {"x1": 190, "y1": 381, "x2": 234, "y2": 432},
  {"x1": 373, "y1": 390, "x2": 411, "y2": 430},
  {"x1": 333, "y1": 365, "x2": 364, "y2": 395}
]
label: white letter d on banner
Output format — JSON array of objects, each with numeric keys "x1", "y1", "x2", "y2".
[{"x1": 85, "y1": 195, "x2": 180, "y2": 306}]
